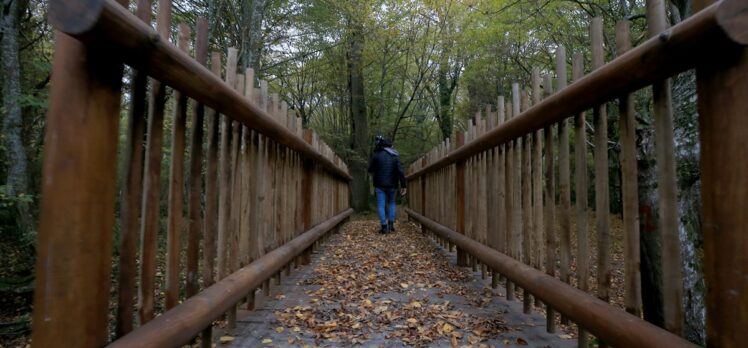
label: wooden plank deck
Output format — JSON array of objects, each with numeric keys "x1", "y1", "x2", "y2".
[{"x1": 216, "y1": 219, "x2": 577, "y2": 347}]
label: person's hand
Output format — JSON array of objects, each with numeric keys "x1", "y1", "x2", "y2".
[{"x1": 400, "y1": 188, "x2": 407, "y2": 196}]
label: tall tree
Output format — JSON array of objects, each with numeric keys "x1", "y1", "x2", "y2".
[
  {"x1": 347, "y1": 11, "x2": 369, "y2": 211},
  {"x1": 1, "y1": 0, "x2": 32, "y2": 233}
]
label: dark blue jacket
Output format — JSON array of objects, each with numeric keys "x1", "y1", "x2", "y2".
[{"x1": 368, "y1": 147, "x2": 407, "y2": 189}]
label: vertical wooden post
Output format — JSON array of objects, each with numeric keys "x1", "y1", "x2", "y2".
[
  {"x1": 572, "y1": 52, "x2": 590, "y2": 348},
  {"x1": 226, "y1": 77, "x2": 243, "y2": 329},
  {"x1": 591, "y1": 17, "x2": 612, "y2": 309},
  {"x1": 694, "y1": 0, "x2": 748, "y2": 345},
  {"x1": 646, "y1": 0, "x2": 684, "y2": 335},
  {"x1": 496, "y1": 96, "x2": 506, "y2": 285},
  {"x1": 543, "y1": 74, "x2": 557, "y2": 333},
  {"x1": 241, "y1": 69, "x2": 255, "y2": 310},
  {"x1": 186, "y1": 18, "x2": 208, "y2": 300},
  {"x1": 504, "y1": 100, "x2": 514, "y2": 300},
  {"x1": 489, "y1": 107, "x2": 500, "y2": 289},
  {"x1": 556, "y1": 47, "x2": 572, "y2": 306},
  {"x1": 31, "y1": 16, "x2": 124, "y2": 348},
  {"x1": 217, "y1": 47, "x2": 237, "y2": 324},
  {"x1": 200, "y1": 51, "x2": 222, "y2": 348},
  {"x1": 531, "y1": 70, "x2": 545, "y2": 310},
  {"x1": 521, "y1": 90, "x2": 533, "y2": 314},
  {"x1": 455, "y1": 132, "x2": 468, "y2": 267},
  {"x1": 511, "y1": 83, "x2": 522, "y2": 273},
  {"x1": 301, "y1": 129, "x2": 314, "y2": 265},
  {"x1": 165, "y1": 23, "x2": 190, "y2": 311},
  {"x1": 138, "y1": 0, "x2": 171, "y2": 324},
  {"x1": 115, "y1": 0, "x2": 150, "y2": 336},
  {"x1": 531, "y1": 69, "x2": 544, "y2": 286},
  {"x1": 616, "y1": 20, "x2": 643, "y2": 317}
]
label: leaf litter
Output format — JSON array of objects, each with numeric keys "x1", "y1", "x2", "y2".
[{"x1": 273, "y1": 219, "x2": 513, "y2": 346}]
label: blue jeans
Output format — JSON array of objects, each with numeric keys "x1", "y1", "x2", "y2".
[{"x1": 375, "y1": 187, "x2": 397, "y2": 225}]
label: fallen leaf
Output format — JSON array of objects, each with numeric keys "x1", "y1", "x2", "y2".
[
  {"x1": 275, "y1": 327, "x2": 285, "y2": 333},
  {"x1": 516, "y1": 337, "x2": 528, "y2": 345},
  {"x1": 219, "y1": 336, "x2": 234, "y2": 344},
  {"x1": 261, "y1": 338, "x2": 272, "y2": 344}
]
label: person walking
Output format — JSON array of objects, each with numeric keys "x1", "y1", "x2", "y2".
[{"x1": 368, "y1": 135, "x2": 407, "y2": 234}]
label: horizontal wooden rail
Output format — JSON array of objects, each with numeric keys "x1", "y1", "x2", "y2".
[
  {"x1": 47, "y1": 0, "x2": 350, "y2": 180},
  {"x1": 406, "y1": 0, "x2": 746, "y2": 179},
  {"x1": 109, "y1": 208, "x2": 353, "y2": 348},
  {"x1": 405, "y1": 208, "x2": 698, "y2": 348}
]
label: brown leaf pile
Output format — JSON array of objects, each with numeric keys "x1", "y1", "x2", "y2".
[{"x1": 274, "y1": 219, "x2": 509, "y2": 346}]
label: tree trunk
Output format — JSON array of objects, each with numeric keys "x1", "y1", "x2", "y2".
[
  {"x1": 1, "y1": 0, "x2": 32, "y2": 233},
  {"x1": 637, "y1": 123, "x2": 665, "y2": 328},
  {"x1": 437, "y1": 65, "x2": 453, "y2": 140},
  {"x1": 672, "y1": 70, "x2": 705, "y2": 345},
  {"x1": 347, "y1": 20, "x2": 369, "y2": 212},
  {"x1": 241, "y1": 0, "x2": 266, "y2": 72}
]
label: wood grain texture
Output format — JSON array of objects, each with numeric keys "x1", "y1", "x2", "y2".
[
  {"x1": 137, "y1": 0, "x2": 172, "y2": 322},
  {"x1": 115, "y1": 0, "x2": 150, "y2": 336},
  {"x1": 31, "y1": 31, "x2": 123, "y2": 348},
  {"x1": 694, "y1": 0, "x2": 748, "y2": 345},
  {"x1": 646, "y1": 0, "x2": 684, "y2": 335},
  {"x1": 186, "y1": 17, "x2": 208, "y2": 300},
  {"x1": 543, "y1": 74, "x2": 557, "y2": 333},
  {"x1": 165, "y1": 23, "x2": 190, "y2": 311},
  {"x1": 591, "y1": 17, "x2": 612, "y2": 308},
  {"x1": 616, "y1": 20, "x2": 643, "y2": 317}
]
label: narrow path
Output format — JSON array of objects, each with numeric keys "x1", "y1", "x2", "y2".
[{"x1": 223, "y1": 219, "x2": 576, "y2": 347}]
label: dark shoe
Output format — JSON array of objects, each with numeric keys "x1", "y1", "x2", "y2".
[
  {"x1": 388, "y1": 221, "x2": 395, "y2": 232},
  {"x1": 380, "y1": 225, "x2": 388, "y2": 234}
]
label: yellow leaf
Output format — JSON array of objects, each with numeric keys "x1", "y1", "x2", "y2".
[
  {"x1": 468, "y1": 335, "x2": 482, "y2": 344},
  {"x1": 400, "y1": 283, "x2": 409, "y2": 289},
  {"x1": 406, "y1": 318, "x2": 418, "y2": 324},
  {"x1": 219, "y1": 336, "x2": 235, "y2": 344},
  {"x1": 275, "y1": 327, "x2": 285, "y2": 333},
  {"x1": 443, "y1": 323, "x2": 454, "y2": 333},
  {"x1": 261, "y1": 338, "x2": 272, "y2": 344}
]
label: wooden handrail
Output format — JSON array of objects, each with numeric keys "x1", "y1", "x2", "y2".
[
  {"x1": 406, "y1": 0, "x2": 746, "y2": 179},
  {"x1": 406, "y1": 209, "x2": 697, "y2": 348},
  {"x1": 48, "y1": 0, "x2": 351, "y2": 180},
  {"x1": 109, "y1": 209, "x2": 352, "y2": 348}
]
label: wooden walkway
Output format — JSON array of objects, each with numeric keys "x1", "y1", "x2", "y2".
[{"x1": 217, "y1": 219, "x2": 576, "y2": 347}]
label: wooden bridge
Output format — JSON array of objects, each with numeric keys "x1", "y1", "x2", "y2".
[{"x1": 32, "y1": 0, "x2": 746, "y2": 346}]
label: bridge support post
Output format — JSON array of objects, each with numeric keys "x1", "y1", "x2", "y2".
[
  {"x1": 695, "y1": 0, "x2": 748, "y2": 345},
  {"x1": 31, "y1": 33, "x2": 123, "y2": 347},
  {"x1": 455, "y1": 132, "x2": 469, "y2": 267},
  {"x1": 300, "y1": 129, "x2": 314, "y2": 266}
]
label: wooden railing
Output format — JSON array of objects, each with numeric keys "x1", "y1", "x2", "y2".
[
  {"x1": 34, "y1": 0, "x2": 351, "y2": 346},
  {"x1": 406, "y1": 0, "x2": 747, "y2": 347}
]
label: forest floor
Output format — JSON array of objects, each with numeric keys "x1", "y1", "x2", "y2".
[{"x1": 216, "y1": 218, "x2": 579, "y2": 347}]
